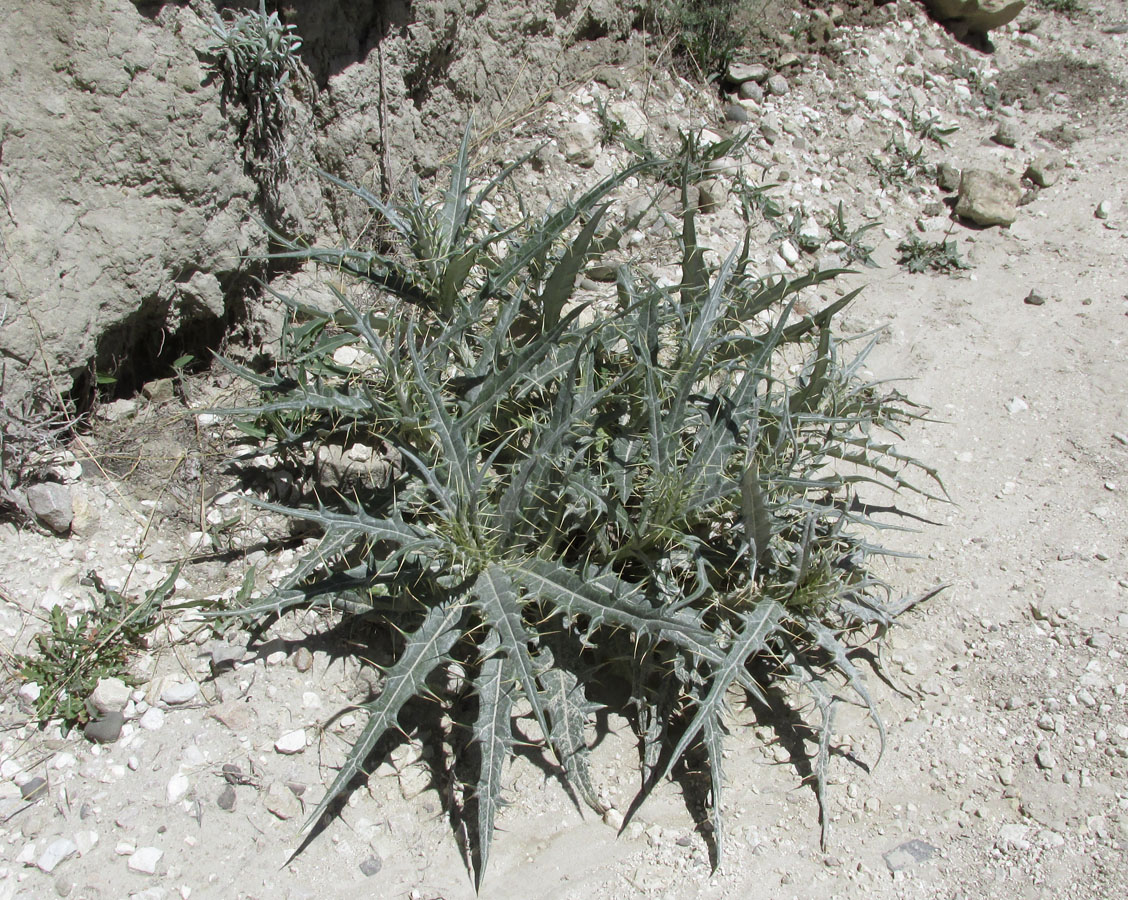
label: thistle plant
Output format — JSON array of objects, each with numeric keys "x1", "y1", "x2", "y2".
[{"x1": 214, "y1": 128, "x2": 942, "y2": 886}]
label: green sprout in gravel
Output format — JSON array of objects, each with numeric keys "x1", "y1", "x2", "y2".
[
  {"x1": 903, "y1": 105, "x2": 959, "y2": 148},
  {"x1": 869, "y1": 136, "x2": 933, "y2": 190},
  {"x1": 16, "y1": 568, "x2": 178, "y2": 734},
  {"x1": 897, "y1": 235, "x2": 971, "y2": 274},
  {"x1": 826, "y1": 201, "x2": 880, "y2": 268},
  {"x1": 213, "y1": 127, "x2": 943, "y2": 886}
]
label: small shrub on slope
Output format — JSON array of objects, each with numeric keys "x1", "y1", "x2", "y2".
[{"x1": 214, "y1": 129, "x2": 943, "y2": 886}]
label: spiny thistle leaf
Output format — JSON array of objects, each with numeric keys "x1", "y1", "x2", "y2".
[
  {"x1": 658, "y1": 599, "x2": 786, "y2": 787},
  {"x1": 304, "y1": 600, "x2": 464, "y2": 830},
  {"x1": 539, "y1": 664, "x2": 603, "y2": 814},
  {"x1": 469, "y1": 634, "x2": 516, "y2": 885},
  {"x1": 472, "y1": 565, "x2": 553, "y2": 750}
]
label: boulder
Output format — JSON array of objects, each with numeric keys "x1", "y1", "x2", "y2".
[
  {"x1": 955, "y1": 169, "x2": 1022, "y2": 226},
  {"x1": 922, "y1": 1, "x2": 1026, "y2": 33},
  {"x1": 0, "y1": 2, "x2": 266, "y2": 407}
]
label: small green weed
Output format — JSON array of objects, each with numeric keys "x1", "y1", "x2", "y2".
[
  {"x1": 16, "y1": 567, "x2": 178, "y2": 733},
  {"x1": 655, "y1": 0, "x2": 753, "y2": 80},
  {"x1": 734, "y1": 174, "x2": 784, "y2": 223},
  {"x1": 593, "y1": 96, "x2": 627, "y2": 147},
  {"x1": 903, "y1": 106, "x2": 959, "y2": 148},
  {"x1": 897, "y1": 235, "x2": 971, "y2": 274},
  {"x1": 869, "y1": 137, "x2": 933, "y2": 189},
  {"x1": 825, "y1": 202, "x2": 880, "y2": 268}
]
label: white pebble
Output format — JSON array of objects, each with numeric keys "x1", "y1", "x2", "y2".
[
  {"x1": 160, "y1": 681, "x2": 199, "y2": 706},
  {"x1": 274, "y1": 729, "x2": 307, "y2": 755},
  {"x1": 166, "y1": 773, "x2": 190, "y2": 804},
  {"x1": 128, "y1": 846, "x2": 163, "y2": 875},
  {"x1": 36, "y1": 838, "x2": 77, "y2": 873}
]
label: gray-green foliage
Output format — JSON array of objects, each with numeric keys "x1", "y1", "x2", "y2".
[
  {"x1": 903, "y1": 106, "x2": 959, "y2": 149},
  {"x1": 205, "y1": 1, "x2": 306, "y2": 180},
  {"x1": 897, "y1": 235, "x2": 970, "y2": 274},
  {"x1": 869, "y1": 136, "x2": 933, "y2": 190},
  {"x1": 215, "y1": 127, "x2": 941, "y2": 885}
]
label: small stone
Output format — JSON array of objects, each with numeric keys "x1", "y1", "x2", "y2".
[
  {"x1": 561, "y1": 120, "x2": 599, "y2": 168},
  {"x1": 21, "y1": 777, "x2": 48, "y2": 800},
  {"x1": 992, "y1": 120, "x2": 1020, "y2": 147},
  {"x1": 359, "y1": 855, "x2": 383, "y2": 877},
  {"x1": 160, "y1": 681, "x2": 199, "y2": 705},
  {"x1": 1036, "y1": 748, "x2": 1057, "y2": 770},
  {"x1": 18, "y1": 680, "x2": 41, "y2": 706},
  {"x1": 955, "y1": 169, "x2": 1022, "y2": 227},
  {"x1": 1023, "y1": 290, "x2": 1045, "y2": 306},
  {"x1": 217, "y1": 785, "x2": 236, "y2": 811},
  {"x1": 1007, "y1": 396, "x2": 1028, "y2": 414},
  {"x1": 1024, "y1": 151, "x2": 1063, "y2": 187},
  {"x1": 883, "y1": 839, "x2": 936, "y2": 872},
  {"x1": 723, "y1": 103, "x2": 750, "y2": 123},
  {"x1": 101, "y1": 398, "x2": 137, "y2": 422},
  {"x1": 264, "y1": 781, "x2": 301, "y2": 820},
  {"x1": 166, "y1": 773, "x2": 190, "y2": 804},
  {"x1": 142, "y1": 379, "x2": 175, "y2": 403},
  {"x1": 292, "y1": 647, "x2": 314, "y2": 673},
  {"x1": 275, "y1": 729, "x2": 307, "y2": 755},
  {"x1": 398, "y1": 765, "x2": 430, "y2": 800},
  {"x1": 89, "y1": 677, "x2": 131, "y2": 715},
  {"x1": 738, "y1": 81, "x2": 764, "y2": 103},
  {"x1": 26, "y1": 482, "x2": 74, "y2": 534},
  {"x1": 998, "y1": 765, "x2": 1015, "y2": 786},
  {"x1": 208, "y1": 702, "x2": 253, "y2": 732},
  {"x1": 138, "y1": 708, "x2": 165, "y2": 731},
  {"x1": 37, "y1": 838, "x2": 78, "y2": 873},
  {"x1": 779, "y1": 240, "x2": 800, "y2": 266},
  {"x1": 797, "y1": 220, "x2": 823, "y2": 250},
  {"x1": 84, "y1": 712, "x2": 125, "y2": 744},
  {"x1": 728, "y1": 62, "x2": 769, "y2": 83},
  {"x1": 766, "y1": 74, "x2": 789, "y2": 96},
  {"x1": 936, "y1": 163, "x2": 961, "y2": 193},
  {"x1": 602, "y1": 807, "x2": 624, "y2": 830},
  {"x1": 999, "y1": 823, "x2": 1030, "y2": 851},
  {"x1": 1095, "y1": 200, "x2": 1111, "y2": 220},
  {"x1": 208, "y1": 644, "x2": 245, "y2": 672},
  {"x1": 128, "y1": 847, "x2": 163, "y2": 875}
]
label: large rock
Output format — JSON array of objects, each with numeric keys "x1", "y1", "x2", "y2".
[
  {"x1": 0, "y1": 1, "x2": 263, "y2": 405},
  {"x1": 955, "y1": 169, "x2": 1022, "y2": 226},
  {"x1": 0, "y1": 0, "x2": 652, "y2": 407},
  {"x1": 921, "y1": 1, "x2": 1026, "y2": 33},
  {"x1": 25, "y1": 481, "x2": 72, "y2": 534}
]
